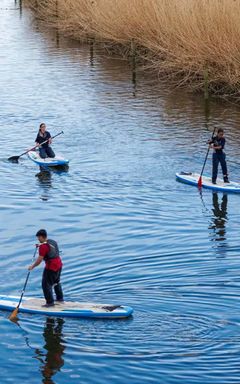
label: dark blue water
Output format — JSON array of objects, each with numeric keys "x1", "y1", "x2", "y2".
[{"x1": 1, "y1": 1, "x2": 240, "y2": 383}]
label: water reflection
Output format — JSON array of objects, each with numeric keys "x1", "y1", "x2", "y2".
[
  {"x1": 35, "y1": 167, "x2": 52, "y2": 201},
  {"x1": 19, "y1": 0, "x2": 22, "y2": 17},
  {"x1": 89, "y1": 38, "x2": 94, "y2": 67},
  {"x1": 209, "y1": 192, "x2": 228, "y2": 245},
  {"x1": 35, "y1": 165, "x2": 69, "y2": 201},
  {"x1": 35, "y1": 317, "x2": 65, "y2": 384}
]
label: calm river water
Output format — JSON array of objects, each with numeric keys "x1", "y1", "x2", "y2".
[{"x1": 1, "y1": 1, "x2": 240, "y2": 383}]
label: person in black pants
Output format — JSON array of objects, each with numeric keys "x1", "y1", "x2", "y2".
[
  {"x1": 28, "y1": 229, "x2": 64, "y2": 307},
  {"x1": 209, "y1": 128, "x2": 229, "y2": 184},
  {"x1": 35, "y1": 123, "x2": 55, "y2": 159}
]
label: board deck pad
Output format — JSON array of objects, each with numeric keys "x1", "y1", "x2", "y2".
[
  {"x1": 176, "y1": 172, "x2": 240, "y2": 193},
  {"x1": 0, "y1": 296, "x2": 133, "y2": 319},
  {"x1": 28, "y1": 151, "x2": 69, "y2": 166}
]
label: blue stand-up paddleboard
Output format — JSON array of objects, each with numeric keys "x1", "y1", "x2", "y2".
[
  {"x1": 0, "y1": 296, "x2": 133, "y2": 319},
  {"x1": 176, "y1": 172, "x2": 240, "y2": 193},
  {"x1": 28, "y1": 151, "x2": 69, "y2": 167}
]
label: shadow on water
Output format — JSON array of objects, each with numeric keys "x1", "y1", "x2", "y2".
[
  {"x1": 35, "y1": 168, "x2": 52, "y2": 202},
  {"x1": 35, "y1": 165, "x2": 69, "y2": 201},
  {"x1": 209, "y1": 193, "x2": 228, "y2": 255},
  {"x1": 199, "y1": 189, "x2": 228, "y2": 256},
  {"x1": 210, "y1": 193, "x2": 228, "y2": 242},
  {"x1": 9, "y1": 315, "x2": 65, "y2": 384},
  {"x1": 34, "y1": 317, "x2": 65, "y2": 384},
  {"x1": 89, "y1": 38, "x2": 94, "y2": 67}
]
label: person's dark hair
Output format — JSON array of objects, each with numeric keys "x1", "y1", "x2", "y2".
[
  {"x1": 217, "y1": 128, "x2": 224, "y2": 134},
  {"x1": 36, "y1": 229, "x2": 47, "y2": 238},
  {"x1": 39, "y1": 123, "x2": 46, "y2": 131}
]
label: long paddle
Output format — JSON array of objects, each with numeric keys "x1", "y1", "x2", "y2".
[
  {"x1": 8, "y1": 131, "x2": 64, "y2": 163},
  {"x1": 198, "y1": 127, "x2": 217, "y2": 188},
  {"x1": 9, "y1": 246, "x2": 38, "y2": 321}
]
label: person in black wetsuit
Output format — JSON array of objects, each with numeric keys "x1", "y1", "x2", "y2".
[
  {"x1": 35, "y1": 123, "x2": 55, "y2": 159},
  {"x1": 209, "y1": 128, "x2": 229, "y2": 184}
]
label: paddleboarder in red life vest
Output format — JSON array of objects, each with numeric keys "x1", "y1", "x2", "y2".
[
  {"x1": 28, "y1": 229, "x2": 64, "y2": 307},
  {"x1": 208, "y1": 128, "x2": 230, "y2": 184}
]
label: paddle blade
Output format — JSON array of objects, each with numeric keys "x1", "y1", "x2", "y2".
[
  {"x1": 198, "y1": 176, "x2": 202, "y2": 188},
  {"x1": 8, "y1": 156, "x2": 20, "y2": 163},
  {"x1": 9, "y1": 307, "x2": 19, "y2": 321}
]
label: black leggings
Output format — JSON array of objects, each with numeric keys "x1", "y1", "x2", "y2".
[
  {"x1": 42, "y1": 268, "x2": 63, "y2": 304},
  {"x1": 212, "y1": 153, "x2": 228, "y2": 182},
  {"x1": 39, "y1": 146, "x2": 55, "y2": 159}
]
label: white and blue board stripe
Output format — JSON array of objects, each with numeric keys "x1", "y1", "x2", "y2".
[
  {"x1": 0, "y1": 296, "x2": 133, "y2": 319},
  {"x1": 28, "y1": 151, "x2": 69, "y2": 167},
  {"x1": 176, "y1": 172, "x2": 240, "y2": 193}
]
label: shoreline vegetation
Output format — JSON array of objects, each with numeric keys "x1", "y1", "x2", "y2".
[{"x1": 24, "y1": 0, "x2": 240, "y2": 101}]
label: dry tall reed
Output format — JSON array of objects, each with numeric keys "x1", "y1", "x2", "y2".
[{"x1": 24, "y1": 0, "x2": 240, "y2": 98}]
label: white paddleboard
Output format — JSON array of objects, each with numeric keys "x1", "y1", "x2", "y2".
[
  {"x1": 0, "y1": 295, "x2": 133, "y2": 319},
  {"x1": 176, "y1": 172, "x2": 240, "y2": 193},
  {"x1": 28, "y1": 151, "x2": 69, "y2": 167}
]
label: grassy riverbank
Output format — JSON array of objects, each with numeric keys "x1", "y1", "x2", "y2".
[{"x1": 24, "y1": 0, "x2": 240, "y2": 99}]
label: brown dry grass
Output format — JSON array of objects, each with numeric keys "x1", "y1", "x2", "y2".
[{"x1": 23, "y1": 0, "x2": 240, "y2": 98}]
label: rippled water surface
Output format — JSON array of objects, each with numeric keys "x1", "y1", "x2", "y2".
[{"x1": 1, "y1": 1, "x2": 240, "y2": 383}]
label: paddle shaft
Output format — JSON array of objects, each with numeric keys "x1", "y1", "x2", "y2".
[
  {"x1": 8, "y1": 131, "x2": 64, "y2": 162},
  {"x1": 199, "y1": 127, "x2": 217, "y2": 179},
  {"x1": 19, "y1": 131, "x2": 64, "y2": 158},
  {"x1": 15, "y1": 246, "x2": 38, "y2": 310}
]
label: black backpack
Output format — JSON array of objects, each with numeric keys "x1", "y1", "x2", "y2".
[{"x1": 46, "y1": 239, "x2": 60, "y2": 260}]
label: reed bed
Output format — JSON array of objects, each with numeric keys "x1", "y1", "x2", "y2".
[{"x1": 24, "y1": 0, "x2": 240, "y2": 99}]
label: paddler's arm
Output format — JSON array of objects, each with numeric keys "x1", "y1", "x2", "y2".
[
  {"x1": 47, "y1": 132, "x2": 52, "y2": 145},
  {"x1": 208, "y1": 141, "x2": 222, "y2": 150},
  {"x1": 35, "y1": 133, "x2": 40, "y2": 147},
  {"x1": 28, "y1": 255, "x2": 44, "y2": 270},
  {"x1": 208, "y1": 139, "x2": 214, "y2": 148}
]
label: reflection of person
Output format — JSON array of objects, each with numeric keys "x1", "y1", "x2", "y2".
[
  {"x1": 36, "y1": 168, "x2": 52, "y2": 201},
  {"x1": 211, "y1": 192, "x2": 228, "y2": 242},
  {"x1": 208, "y1": 128, "x2": 229, "y2": 184},
  {"x1": 35, "y1": 123, "x2": 55, "y2": 159},
  {"x1": 36, "y1": 167, "x2": 52, "y2": 188},
  {"x1": 28, "y1": 229, "x2": 64, "y2": 307},
  {"x1": 36, "y1": 317, "x2": 65, "y2": 384}
]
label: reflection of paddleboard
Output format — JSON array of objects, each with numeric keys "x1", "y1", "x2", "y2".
[
  {"x1": 28, "y1": 151, "x2": 69, "y2": 166},
  {"x1": 0, "y1": 296, "x2": 133, "y2": 319},
  {"x1": 176, "y1": 172, "x2": 240, "y2": 193}
]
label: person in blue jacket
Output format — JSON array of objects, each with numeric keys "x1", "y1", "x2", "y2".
[
  {"x1": 35, "y1": 123, "x2": 55, "y2": 159},
  {"x1": 209, "y1": 128, "x2": 229, "y2": 184}
]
